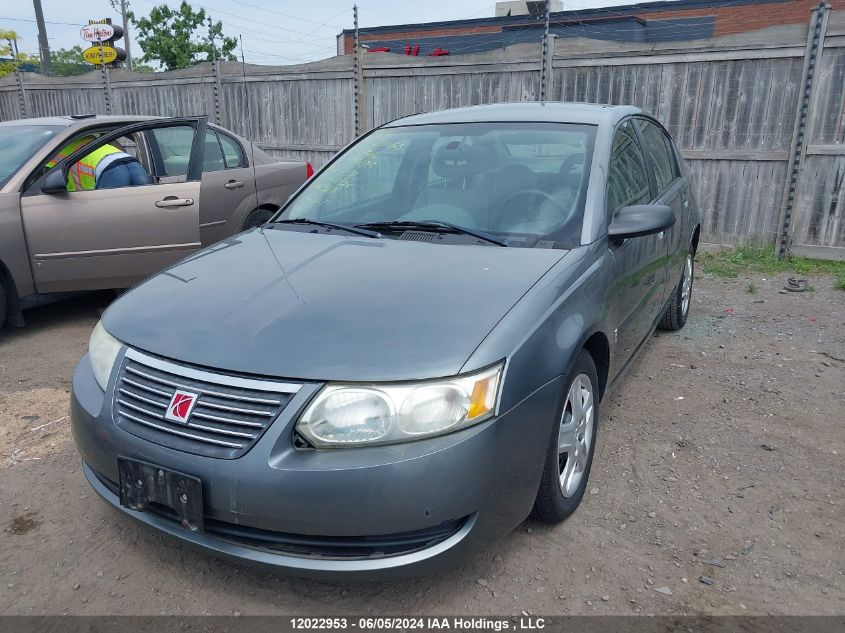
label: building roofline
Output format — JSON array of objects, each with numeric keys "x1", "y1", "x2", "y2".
[{"x1": 337, "y1": 0, "x2": 790, "y2": 37}]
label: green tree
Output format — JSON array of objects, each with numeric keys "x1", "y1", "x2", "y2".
[
  {"x1": 0, "y1": 30, "x2": 39, "y2": 79},
  {"x1": 128, "y1": 1, "x2": 237, "y2": 71},
  {"x1": 49, "y1": 45, "x2": 94, "y2": 76}
]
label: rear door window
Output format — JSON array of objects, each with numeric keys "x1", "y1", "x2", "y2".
[{"x1": 218, "y1": 132, "x2": 246, "y2": 169}]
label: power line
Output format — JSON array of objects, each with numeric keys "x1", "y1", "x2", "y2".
[{"x1": 0, "y1": 16, "x2": 81, "y2": 27}]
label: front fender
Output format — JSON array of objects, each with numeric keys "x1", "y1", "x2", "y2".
[{"x1": 461, "y1": 242, "x2": 613, "y2": 413}]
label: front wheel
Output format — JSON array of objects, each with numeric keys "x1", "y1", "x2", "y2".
[
  {"x1": 240, "y1": 208, "x2": 276, "y2": 232},
  {"x1": 533, "y1": 350, "x2": 599, "y2": 523},
  {"x1": 659, "y1": 248, "x2": 694, "y2": 331},
  {"x1": 0, "y1": 279, "x2": 6, "y2": 332}
]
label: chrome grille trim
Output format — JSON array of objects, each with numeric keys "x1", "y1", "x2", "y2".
[
  {"x1": 190, "y1": 410, "x2": 264, "y2": 428},
  {"x1": 124, "y1": 366, "x2": 285, "y2": 405},
  {"x1": 122, "y1": 377, "x2": 171, "y2": 398},
  {"x1": 117, "y1": 397, "x2": 165, "y2": 419},
  {"x1": 113, "y1": 348, "x2": 301, "y2": 458},
  {"x1": 191, "y1": 400, "x2": 274, "y2": 417},
  {"x1": 184, "y1": 421, "x2": 255, "y2": 439},
  {"x1": 120, "y1": 411, "x2": 244, "y2": 448},
  {"x1": 118, "y1": 388, "x2": 164, "y2": 408}
]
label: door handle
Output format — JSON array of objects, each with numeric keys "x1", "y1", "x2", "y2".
[
  {"x1": 224, "y1": 180, "x2": 245, "y2": 189},
  {"x1": 155, "y1": 197, "x2": 194, "y2": 208}
]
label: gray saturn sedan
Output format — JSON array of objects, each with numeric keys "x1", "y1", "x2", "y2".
[{"x1": 71, "y1": 103, "x2": 700, "y2": 578}]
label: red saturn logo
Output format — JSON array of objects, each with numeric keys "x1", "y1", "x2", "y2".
[{"x1": 165, "y1": 390, "x2": 199, "y2": 424}]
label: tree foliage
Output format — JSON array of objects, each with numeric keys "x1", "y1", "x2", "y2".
[
  {"x1": 128, "y1": 1, "x2": 237, "y2": 71},
  {"x1": 50, "y1": 45, "x2": 95, "y2": 76},
  {"x1": 0, "y1": 31, "x2": 39, "y2": 79}
]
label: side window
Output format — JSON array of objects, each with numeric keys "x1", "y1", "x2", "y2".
[
  {"x1": 61, "y1": 131, "x2": 153, "y2": 192},
  {"x1": 218, "y1": 132, "x2": 246, "y2": 169},
  {"x1": 148, "y1": 126, "x2": 196, "y2": 178},
  {"x1": 202, "y1": 131, "x2": 226, "y2": 172},
  {"x1": 663, "y1": 133, "x2": 681, "y2": 180},
  {"x1": 202, "y1": 130, "x2": 246, "y2": 172},
  {"x1": 607, "y1": 121, "x2": 651, "y2": 215},
  {"x1": 637, "y1": 119, "x2": 675, "y2": 193}
]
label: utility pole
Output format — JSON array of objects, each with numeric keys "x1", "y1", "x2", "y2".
[
  {"x1": 120, "y1": 0, "x2": 133, "y2": 70},
  {"x1": 539, "y1": 0, "x2": 550, "y2": 101},
  {"x1": 109, "y1": 0, "x2": 133, "y2": 69},
  {"x1": 32, "y1": 0, "x2": 51, "y2": 75}
]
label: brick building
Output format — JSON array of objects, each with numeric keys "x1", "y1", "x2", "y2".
[{"x1": 337, "y1": 0, "x2": 843, "y2": 57}]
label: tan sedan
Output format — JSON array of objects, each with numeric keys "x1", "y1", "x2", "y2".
[{"x1": 0, "y1": 115, "x2": 309, "y2": 329}]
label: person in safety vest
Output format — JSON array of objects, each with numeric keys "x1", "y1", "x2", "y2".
[{"x1": 46, "y1": 135, "x2": 152, "y2": 191}]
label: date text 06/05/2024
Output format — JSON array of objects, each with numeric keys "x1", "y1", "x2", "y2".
[{"x1": 289, "y1": 617, "x2": 547, "y2": 630}]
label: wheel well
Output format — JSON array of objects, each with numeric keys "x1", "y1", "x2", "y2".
[
  {"x1": 582, "y1": 332, "x2": 610, "y2": 402},
  {"x1": 691, "y1": 224, "x2": 701, "y2": 254},
  {"x1": 0, "y1": 259, "x2": 20, "y2": 320},
  {"x1": 252, "y1": 203, "x2": 281, "y2": 221},
  {"x1": 240, "y1": 204, "x2": 281, "y2": 230}
]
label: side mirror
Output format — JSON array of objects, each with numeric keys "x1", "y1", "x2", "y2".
[
  {"x1": 41, "y1": 168, "x2": 68, "y2": 195},
  {"x1": 608, "y1": 204, "x2": 675, "y2": 240}
]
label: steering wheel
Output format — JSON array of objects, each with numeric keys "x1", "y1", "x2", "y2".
[{"x1": 499, "y1": 188, "x2": 570, "y2": 221}]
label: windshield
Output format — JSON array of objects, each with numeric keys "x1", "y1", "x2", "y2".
[
  {"x1": 283, "y1": 122, "x2": 596, "y2": 248},
  {"x1": 0, "y1": 125, "x2": 64, "y2": 187}
]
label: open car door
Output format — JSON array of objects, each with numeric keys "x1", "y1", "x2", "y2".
[{"x1": 20, "y1": 117, "x2": 206, "y2": 293}]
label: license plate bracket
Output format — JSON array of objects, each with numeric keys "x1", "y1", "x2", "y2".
[{"x1": 118, "y1": 458, "x2": 203, "y2": 532}]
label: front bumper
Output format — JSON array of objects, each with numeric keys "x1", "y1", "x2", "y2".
[{"x1": 71, "y1": 352, "x2": 562, "y2": 578}]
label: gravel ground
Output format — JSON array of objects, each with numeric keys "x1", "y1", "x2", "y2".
[{"x1": 0, "y1": 271, "x2": 843, "y2": 616}]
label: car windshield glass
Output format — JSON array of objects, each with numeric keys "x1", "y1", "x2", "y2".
[
  {"x1": 0, "y1": 125, "x2": 64, "y2": 187},
  {"x1": 282, "y1": 122, "x2": 596, "y2": 248}
]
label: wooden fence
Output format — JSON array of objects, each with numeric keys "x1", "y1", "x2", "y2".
[{"x1": 1, "y1": 7, "x2": 843, "y2": 259}]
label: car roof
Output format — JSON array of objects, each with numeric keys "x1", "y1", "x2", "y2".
[
  {"x1": 0, "y1": 115, "x2": 156, "y2": 128},
  {"x1": 383, "y1": 102, "x2": 642, "y2": 128}
]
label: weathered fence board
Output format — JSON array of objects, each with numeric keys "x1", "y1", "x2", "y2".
[{"x1": 1, "y1": 12, "x2": 843, "y2": 257}]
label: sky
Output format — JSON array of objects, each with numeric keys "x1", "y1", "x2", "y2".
[{"x1": 2, "y1": 0, "x2": 671, "y2": 67}]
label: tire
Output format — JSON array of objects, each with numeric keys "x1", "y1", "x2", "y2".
[
  {"x1": 659, "y1": 247, "x2": 694, "y2": 331},
  {"x1": 239, "y1": 208, "x2": 276, "y2": 231},
  {"x1": 0, "y1": 279, "x2": 6, "y2": 332},
  {"x1": 533, "y1": 349, "x2": 600, "y2": 523}
]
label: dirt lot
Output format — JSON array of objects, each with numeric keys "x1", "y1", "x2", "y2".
[{"x1": 0, "y1": 271, "x2": 842, "y2": 616}]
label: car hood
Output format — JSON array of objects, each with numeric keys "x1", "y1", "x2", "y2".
[{"x1": 104, "y1": 228, "x2": 567, "y2": 382}]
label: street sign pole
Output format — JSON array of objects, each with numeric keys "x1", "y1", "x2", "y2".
[{"x1": 98, "y1": 37, "x2": 113, "y2": 114}]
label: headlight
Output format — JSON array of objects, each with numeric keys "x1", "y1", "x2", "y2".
[
  {"x1": 89, "y1": 320, "x2": 122, "y2": 391},
  {"x1": 296, "y1": 363, "x2": 503, "y2": 448}
]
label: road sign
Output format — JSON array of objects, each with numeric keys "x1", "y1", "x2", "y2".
[
  {"x1": 81, "y1": 23, "x2": 115, "y2": 42},
  {"x1": 82, "y1": 45, "x2": 118, "y2": 64}
]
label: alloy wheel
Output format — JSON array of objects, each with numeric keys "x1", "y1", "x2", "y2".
[
  {"x1": 681, "y1": 254, "x2": 693, "y2": 316},
  {"x1": 558, "y1": 373, "x2": 595, "y2": 498}
]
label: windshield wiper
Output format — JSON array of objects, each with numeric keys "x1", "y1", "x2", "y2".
[
  {"x1": 355, "y1": 220, "x2": 508, "y2": 247},
  {"x1": 273, "y1": 218, "x2": 382, "y2": 239}
]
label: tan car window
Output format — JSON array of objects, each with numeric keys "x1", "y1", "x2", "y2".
[
  {"x1": 202, "y1": 131, "x2": 226, "y2": 172},
  {"x1": 149, "y1": 126, "x2": 195, "y2": 178},
  {"x1": 218, "y1": 133, "x2": 244, "y2": 169}
]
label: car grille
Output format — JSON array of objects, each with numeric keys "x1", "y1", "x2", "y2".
[{"x1": 112, "y1": 348, "x2": 301, "y2": 459}]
